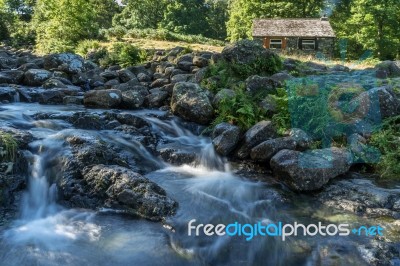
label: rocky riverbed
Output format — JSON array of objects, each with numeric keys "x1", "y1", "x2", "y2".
[{"x1": 0, "y1": 42, "x2": 400, "y2": 265}]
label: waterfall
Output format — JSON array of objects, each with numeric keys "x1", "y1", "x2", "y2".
[{"x1": 21, "y1": 151, "x2": 59, "y2": 220}]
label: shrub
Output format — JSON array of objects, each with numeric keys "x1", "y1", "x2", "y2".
[
  {"x1": 98, "y1": 43, "x2": 148, "y2": 67},
  {"x1": 0, "y1": 132, "x2": 18, "y2": 162},
  {"x1": 230, "y1": 54, "x2": 283, "y2": 79},
  {"x1": 370, "y1": 115, "x2": 400, "y2": 179},
  {"x1": 75, "y1": 39, "x2": 101, "y2": 58},
  {"x1": 212, "y1": 85, "x2": 267, "y2": 130}
]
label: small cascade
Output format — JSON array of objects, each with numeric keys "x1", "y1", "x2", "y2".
[{"x1": 20, "y1": 152, "x2": 59, "y2": 220}]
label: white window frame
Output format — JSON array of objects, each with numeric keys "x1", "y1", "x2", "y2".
[
  {"x1": 269, "y1": 39, "x2": 282, "y2": 49},
  {"x1": 302, "y1": 39, "x2": 316, "y2": 50}
]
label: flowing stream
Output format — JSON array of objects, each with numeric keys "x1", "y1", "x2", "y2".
[{"x1": 0, "y1": 103, "x2": 398, "y2": 266}]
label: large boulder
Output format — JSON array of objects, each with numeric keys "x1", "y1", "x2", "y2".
[
  {"x1": 375, "y1": 61, "x2": 400, "y2": 78},
  {"x1": 250, "y1": 137, "x2": 297, "y2": 162},
  {"x1": 0, "y1": 70, "x2": 24, "y2": 84},
  {"x1": 81, "y1": 165, "x2": 177, "y2": 221},
  {"x1": 235, "y1": 120, "x2": 277, "y2": 159},
  {"x1": 23, "y1": 69, "x2": 52, "y2": 86},
  {"x1": 221, "y1": 40, "x2": 281, "y2": 75},
  {"x1": 84, "y1": 89, "x2": 122, "y2": 108},
  {"x1": 212, "y1": 123, "x2": 241, "y2": 156},
  {"x1": 270, "y1": 148, "x2": 352, "y2": 191},
  {"x1": 171, "y1": 82, "x2": 214, "y2": 125},
  {"x1": 44, "y1": 53, "x2": 85, "y2": 74},
  {"x1": 356, "y1": 86, "x2": 400, "y2": 119}
]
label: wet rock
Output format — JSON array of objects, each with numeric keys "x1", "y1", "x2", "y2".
[
  {"x1": 81, "y1": 165, "x2": 177, "y2": 220},
  {"x1": 63, "y1": 96, "x2": 84, "y2": 105},
  {"x1": 270, "y1": 148, "x2": 352, "y2": 191},
  {"x1": 0, "y1": 70, "x2": 24, "y2": 84},
  {"x1": 250, "y1": 137, "x2": 297, "y2": 162},
  {"x1": 171, "y1": 82, "x2": 214, "y2": 125},
  {"x1": 84, "y1": 89, "x2": 122, "y2": 108},
  {"x1": 235, "y1": 121, "x2": 277, "y2": 159},
  {"x1": 67, "y1": 112, "x2": 105, "y2": 130},
  {"x1": 0, "y1": 87, "x2": 18, "y2": 102},
  {"x1": 121, "y1": 86, "x2": 149, "y2": 109},
  {"x1": 23, "y1": 69, "x2": 52, "y2": 86},
  {"x1": 38, "y1": 87, "x2": 83, "y2": 104},
  {"x1": 309, "y1": 241, "x2": 369, "y2": 266},
  {"x1": 42, "y1": 78, "x2": 68, "y2": 89},
  {"x1": 157, "y1": 143, "x2": 197, "y2": 165},
  {"x1": 115, "y1": 113, "x2": 149, "y2": 128},
  {"x1": 318, "y1": 178, "x2": 400, "y2": 219},
  {"x1": 212, "y1": 123, "x2": 241, "y2": 156},
  {"x1": 44, "y1": 53, "x2": 85, "y2": 74}
]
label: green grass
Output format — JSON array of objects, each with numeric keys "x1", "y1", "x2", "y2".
[{"x1": 0, "y1": 132, "x2": 18, "y2": 162}]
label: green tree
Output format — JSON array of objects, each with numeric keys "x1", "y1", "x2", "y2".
[
  {"x1": 32, "y1": 0, "x2": 99, "y2": 53},
  {"x1": 348, "y1": 0, "x2": 400, "y2": 59},
  {"x1": 112, "y1": 0, "x2": 167, "y2": 29},
  {"x1": 160, "y1": 0, "x2": 209, "y2": 36}
]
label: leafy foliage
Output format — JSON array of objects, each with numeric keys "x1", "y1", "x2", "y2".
[
  {"x1": 213, "y1": 85, "x2": 267, "y2": 130},
  {"x1": 98, "y1": 43, "x2": 148, "y2": 67},
  {"x1": 370, "y1": 116, "x2": 400, "y2": 179}
]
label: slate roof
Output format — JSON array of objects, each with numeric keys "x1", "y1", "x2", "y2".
[{"x1": 253, "y1": 19, "x2": 336, "y2": 38}]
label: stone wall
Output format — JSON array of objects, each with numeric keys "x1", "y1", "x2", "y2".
[{"x1": 254, "y1": 36, "x2": 335, "y2": 58}]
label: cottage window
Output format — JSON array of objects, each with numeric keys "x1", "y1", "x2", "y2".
[
  {"x1": 302, "y1": 39, "x2": 316, "y2": 50},
  {"x1": 269, "y1": 39, "x2": 282, "y2": 49}
]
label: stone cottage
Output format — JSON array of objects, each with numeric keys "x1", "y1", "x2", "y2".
[{"x1": 252, "y1": 17, "x2": 336, "y2": 57}]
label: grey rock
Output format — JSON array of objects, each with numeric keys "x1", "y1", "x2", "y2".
[
  {"x1": 84, "y1": 89, "x2": 122, "y2": 108},
  {"x1": 212, "y1": 123, "x2": 241, "y2": 156},
  {"x1": 236, "y1": 121, "x2": 277, "y2": 159},
  {"x1": 270, "y1": 148, "x2": 352, "y2": 191},
  {"x1": 171, "y1": 82, "x2": 214, "y2": 125}
]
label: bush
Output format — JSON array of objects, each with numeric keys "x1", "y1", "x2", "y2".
[
  {"x1": 230, "y1": 54, "x2": 283, "y2": 79},
  {"x1": 370, "y1": 116, "x2": 400, "y2": 179},
  {"x1": 98, "y1": 43, "x2": 148, "y2": 67},
  {"x1": 75, "y1": 39, "x2": 101, "y2": 58},
  {"x1": 212, "y1": 85, "x2": 267, "y2": 130},
  {"x1": 9, "y1": 20, "x2": 35, "y2": 47}
]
